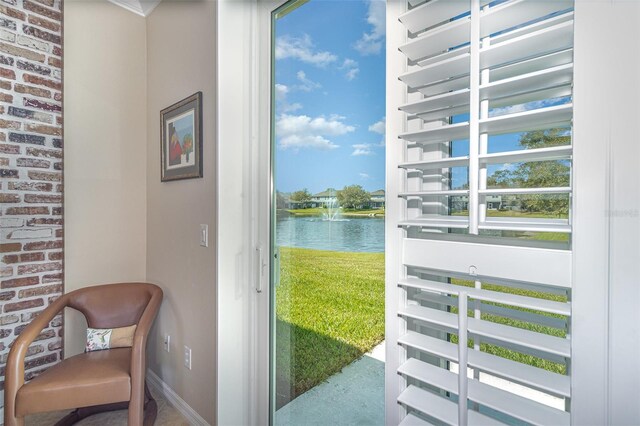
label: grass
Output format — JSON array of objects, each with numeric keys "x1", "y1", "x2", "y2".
[
  {"x1": 452, "y1": 210, "x2": 570, "y2": 242},
  {"x1": 275, "y1": 247, "x2": 385, "y2": 407},
  {"x1": 449, "y1": 278, "x2": 568, "y2": 374},
  {"x1": 282, "y1": 207, "x2": 385, "y2": 217},
  {"x1": 276, "y1": 246, "x2": 568, "y2": 406}
]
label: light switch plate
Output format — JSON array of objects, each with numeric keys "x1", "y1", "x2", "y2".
[{"x1": 200, "y1": 224, "x2": 208, "y2": 247}]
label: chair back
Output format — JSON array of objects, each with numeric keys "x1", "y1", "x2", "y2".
[{"x1": 67, "y1": 282, "x2": 162, "y2": 328}]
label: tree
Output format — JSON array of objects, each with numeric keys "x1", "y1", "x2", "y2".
[
  {"x1": 290, "y1": 189, "x2": 312, "y2": 208},
  {"x1": 337, "y1": 185, "x2": 370, "y2": 209},
  {"x1": 487, "y1": 128, "x2": 570, "y2": 217},
  {"x1": 276, "y1": 191, "x2": 286, "y2": 209}
]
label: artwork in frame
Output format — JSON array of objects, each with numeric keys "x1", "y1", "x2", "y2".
[{"x1": 161, "y1": 92, "x2": 203, "y2": 181}]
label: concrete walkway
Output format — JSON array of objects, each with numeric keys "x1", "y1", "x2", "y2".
[{"x1": 275, "y1": 342, "x2": 385, "y2": 426}]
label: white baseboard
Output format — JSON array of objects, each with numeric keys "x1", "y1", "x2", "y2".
[{"x1": 146, "y1": 369, "x2": 210, "y2": 426}]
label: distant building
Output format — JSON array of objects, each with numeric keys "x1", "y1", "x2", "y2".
[
  {"x1": 311, "y1": 188, "x2": 338, "y2": 206},
  {"x1": 369, "y1": 189, "x2": 385, "y2": 209}
]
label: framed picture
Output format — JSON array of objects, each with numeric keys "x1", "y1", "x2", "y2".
[{"x1": 160, "y1": 92, "x2": 203, "y2": 181}]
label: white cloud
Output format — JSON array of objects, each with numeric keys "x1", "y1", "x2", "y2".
[
  {"x1": 341, "y1": 58, "x2": 360, "y2": 81},
  {"x1": 275, "y1": 83, "x2": 303, "y2": 113},
  {"x1": 359, "y1": 173, "x2": 371, "y2": 179},
  {"x1": 369, "y1": 117, "x2": 386, "y2": 146},
  {"x1": 345, "y1": 68, "x2": 360, "y2": 81},
  {"x1": 276, "y1": 34, "x2": 338, "y2": 67},
  {"x1": 490, "y1": 98, "x2": 566, "y2": 117},
  {"x1": 295, "y1": 70, "x2": 322, "y2": 92},
  {"x1": 354, "y1": 1, "x2": 386, "y2": 56},
  {"x1": 352, "y1": 143, "x2": 374, "y2": 156},
  {"x1": 368, "y1": 117, "x2": 385, "y2": 134},
  {"x1": 342, "y1": 58, "x2": 358, "y2": 69},
  {"x1": 275, "y1": 84, "x2": 289, "y2": 101},
  {"x1": 282, "y1": 102, "x2": 303, "y2": 113},
  {"x1": 276, "y1": 113, "x2": 355, "y2": 151}
]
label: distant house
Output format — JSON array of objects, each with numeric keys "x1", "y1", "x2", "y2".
[
  {"x1": 369, "y1": 189, "x2": 385, "y2": 209},
  {"x1": 450, "y1": 195, "x2": 518, "y2": 212},
  {"x1": 311, "y1": 188, "x2": 338, "y2": 206}
]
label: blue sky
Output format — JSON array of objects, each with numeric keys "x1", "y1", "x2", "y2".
[
  {"x1": 273, "y1": 1, "x2": 571, "y2": 194},
  {"x1": 274, "y1": 0, "x2": 386, "y2": 194}
]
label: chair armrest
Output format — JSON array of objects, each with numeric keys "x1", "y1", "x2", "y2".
[
  {"x1": 130, "y1": 287, "x2": 163, "y2": 378},
  {"x1": 4, "y1": 293, "x2": 70, "y2": 416}
]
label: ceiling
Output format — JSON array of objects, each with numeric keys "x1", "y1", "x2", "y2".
[{"x1": 107, "y1": 0, "x2": 162, "y2": 17}]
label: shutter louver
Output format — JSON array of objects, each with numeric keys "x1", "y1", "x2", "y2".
[{"x1": 388, "y1": 0, "x2": 574, "y2": 424}]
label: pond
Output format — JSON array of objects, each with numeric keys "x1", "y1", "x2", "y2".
[{"x1": 276, "y1": 216, "x2": 385, "y2": 253}]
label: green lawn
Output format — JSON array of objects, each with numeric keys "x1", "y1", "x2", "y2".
[
  {"x1": 282, "y1": 207, "x2": 385, "y2": 217},
  {"x1": 450, "y1": 278, "x2": 568, "y2": 374},
  {"x1": 275, "y1": 247, "x2": 385, "y2": 407},
  {"x1": 276, "y1": 246, "x2": 567, "y2": 407}
]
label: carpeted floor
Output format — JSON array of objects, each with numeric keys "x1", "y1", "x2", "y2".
[{"x1": 25, "y1": 388, "x2": 189, "y2": 425}]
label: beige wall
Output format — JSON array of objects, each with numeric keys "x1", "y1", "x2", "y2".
[
  {"x1": 63, "y1": 1, "x2": 148, "y2": 356},
  {"x1": 145, "y1": 1, "x2": 217, "y2": 424}
]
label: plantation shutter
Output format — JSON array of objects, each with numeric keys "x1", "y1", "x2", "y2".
[{"x1": 386, "y1": 0, "x2": 574, "y2": 425}]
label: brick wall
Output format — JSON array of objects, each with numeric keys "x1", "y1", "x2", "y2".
[{"x1": 0, "y1": 0, "x2": 62, "y2": 394}]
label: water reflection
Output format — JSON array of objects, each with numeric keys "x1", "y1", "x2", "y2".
[{"x1": 276, "y1": 216, "x2": 384, "y2": 253}]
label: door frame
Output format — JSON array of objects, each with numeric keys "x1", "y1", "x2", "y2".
[{"x1": 255, "y1": 1, "x2": 291, "y2": 425}]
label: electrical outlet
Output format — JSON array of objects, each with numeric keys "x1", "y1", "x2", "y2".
[
  {"x1": 184, "y1": 345, "x2": 192, "y2": 370},
  {"x1": 164, "y1": 335, "x2": 170, "y2": 353}
]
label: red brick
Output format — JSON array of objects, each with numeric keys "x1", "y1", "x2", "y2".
[
  {"x1": 0, "y1": 193, "x2": 20, "y2": 203},
  {"x1": 4, "y1": 206, "x2": 49, "y2": 215},
  {"x1": 0, "y1": 144, "x2": 20, "y2": 154},
  {"x1": 23, "y1": 353, "x2": 56, "y2": 370},
  {"x1": 47, "y1": 251, "x2": 62, "y2": 260},
  {"x1": 0, "y1": 67, "x2": 15, "y2": 79},
  {"x1": 23, "y1": 1, "x2": 61, "y2": 21},
  {"x1": 0, "y1": 5, "x2": 26, "y2": 21},
  {"x1": 0, "y1": 92, "x2": 12, "y2": 103},
  {"x1": 5, "y1": 298, "x2": 45, "y2": 313},
  {"x1": 2, "y1": 252, "x2": 44, "y2": 264},
  {"x1": 18, "y1": 283, "x2": 62, "y2": 298},
  {"x1": 24, "y1": 123, "x2": 60, "y2": 136},
  {"x1": 23, "y1": 240, "x2": 62, "y2": 251},
  {"x1": 47, "y1": 57, "x2": 61, "y2": 68},
  {"x1": 17, "y1": 158, "x2": 50, "y2": 169},
  {"x1": 27, "y1": 218, "x2": 61, "y2": 226},
  {"x1": 17, "y1": 262, "x2": 61, "y2": 275},
  {"x1": 23, "y1": 74, "x2": 61, "y2": 91},
  {"x1": 27, "y1": 15, "x2": 60, "y2": 32},
  {"x1": 28, "y1": 170, "x2": 60, "y2": 181},
  {"x1": 14, "y1": 83, "x2": 51, "y2": 99},
  {"x1": 0, "y1": 291, "x2": 15, "y2": 301},
  {"x1": 25, "y1": 147, "x2": 60, "y2": 158},
  {"x1": 1, "y1": 276, "x2": 39, "y2": 289},
  {"x1": 8, "y1": 181, "x2": 52, "y2": 191},
  {"x1": 0, "y1": 119, "x2": 21, "y2": 130},
  {"x1": 0, "y1": 243, "x2": 21, "y2": 253},
  {"x1": 42, "y1": 272, "x2": 61, "y2": 283}
]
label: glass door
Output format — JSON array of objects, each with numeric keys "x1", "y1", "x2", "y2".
[{"x1": 269, "y1": 1, "x2": 387, "y2": 424}]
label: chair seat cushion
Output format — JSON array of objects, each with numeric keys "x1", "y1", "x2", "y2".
[{"x1": 16, "y1": 347, "x2": 132, "y2": 416}]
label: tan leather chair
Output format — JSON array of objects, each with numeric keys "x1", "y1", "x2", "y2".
[{"x1": 3, "y1": 282, "x2": 163, "y2": 426}]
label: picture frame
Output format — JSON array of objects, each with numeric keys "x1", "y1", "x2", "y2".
[{"x1": 160, "y1": 92, "x2": 203, "y2": 182}]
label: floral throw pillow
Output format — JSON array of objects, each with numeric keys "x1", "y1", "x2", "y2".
[{"x1": 85, "y1": 325, "x2": 137, "y2": 352}]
